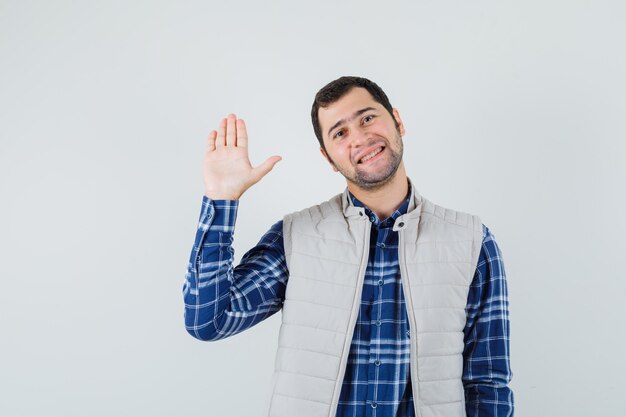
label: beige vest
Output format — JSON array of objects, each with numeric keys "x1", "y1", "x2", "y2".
[{"x1": 264, "y1": 184, "x2": 483, "y2": 417}]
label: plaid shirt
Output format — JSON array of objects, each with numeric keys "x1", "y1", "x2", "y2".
[{"x1": 183, "y1": 193, "x2": 514, "y2": 417}]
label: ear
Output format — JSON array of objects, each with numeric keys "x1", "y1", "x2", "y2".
[
  {"x1": 320, "y1": 147, "x2": 338, "y2": 172},
  {"x1": 392, "y1": 108, "x2": 406, "y2": 137}
]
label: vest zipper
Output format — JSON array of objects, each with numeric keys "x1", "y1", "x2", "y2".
[
  {"x1": 328, "y1": 219, "x2": 372, "y2": 416},
  {"x1": 398, "y1": 226, "x2": 422, "y2": 417}
]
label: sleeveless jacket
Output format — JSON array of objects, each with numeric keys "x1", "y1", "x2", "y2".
[{"x1": 264, "y1": 183, "x2": 483, "y2": 417}]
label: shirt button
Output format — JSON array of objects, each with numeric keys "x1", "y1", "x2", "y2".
[
  {"x1": 370, "y1": 216, "x2": 376, "y2": 223},
  {"x1": 398, "y1": 221, "x2": 405, "y2": 228},
  {"x1": 376, "y1": 320, "x2": 382, "y2": 326},
  {"x1": 374, "y1": 360, "x2": 381, "y2": 366},
  {"x1": 377, "y1": 279, "x2": 383, "y2": 286},
  {"x1": 379, "y1": 242, "x2": 386, "y2": 248},
  {"x1": 371, "y1": 402, "x2": 378, "y2": 409}
]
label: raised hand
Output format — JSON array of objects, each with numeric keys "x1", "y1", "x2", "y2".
[{"x1": 203, "y1": 113, "x2": 282, "y2": 200}]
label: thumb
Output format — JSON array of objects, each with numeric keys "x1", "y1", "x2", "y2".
[{"x1": 251, "y1": 155, "x2": 282, "y2": 182}]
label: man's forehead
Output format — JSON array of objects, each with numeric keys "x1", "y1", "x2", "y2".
[{"x1": 319, "y1": 88, "x2": 382, "y2": 124}]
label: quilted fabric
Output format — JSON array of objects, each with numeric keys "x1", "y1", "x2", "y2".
[{"x1": 264, "y1": 185, "x2": 482, "y2": 417}]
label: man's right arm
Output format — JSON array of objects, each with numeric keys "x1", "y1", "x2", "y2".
[
  {"x1": 183, "y1": 112, "x2": 285, "y2": 340},
  {"x1": 182, "y1": 196, "x2": 288, "y2": 341}
]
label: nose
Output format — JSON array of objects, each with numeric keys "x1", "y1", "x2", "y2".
[{"x1": 350, "y1": 126, "x2": 369, "y2": 148}]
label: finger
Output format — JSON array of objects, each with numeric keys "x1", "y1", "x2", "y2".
[
  {"x1": 251, "y1": 155, "x2": 282, "y2": 182},
  {"x1": 236, "y1": 118, "x2": 248, "y2": 148},
  {"x1": 216, "y1": 118, "x2": 227, "y2": 147},
  {"x1": 226, "y1": 113, "x2": 237, "y2": 146},
  {"x1": 206, "y1": 130, "x2": 217, "y2": 152}
]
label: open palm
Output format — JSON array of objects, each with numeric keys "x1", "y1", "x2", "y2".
[{"x1": 203, "y1": 114, "x2": 281, "y2": 200}]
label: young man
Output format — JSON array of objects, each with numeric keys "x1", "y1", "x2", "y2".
[{"x1": 183, "y1": 76, "x2": 514, "y2": 417}]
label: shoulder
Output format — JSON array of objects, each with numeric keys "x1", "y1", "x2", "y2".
[
  {"x1": 418, "y1": 195, "x2": 482, "y2": 234},
  {"x1": 479, "y1": 224, "x2": 504, "y2": 259},
  {"x1": 281, "y1": 193, "x2": 353, "y2": 251},
  {"x1": 283, "y1": 193, "x2": 344, "y2": 225}
]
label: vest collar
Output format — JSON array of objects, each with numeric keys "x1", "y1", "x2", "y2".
[{"x1": 340, "y1": 177, "x2": 423, "y2": 228}]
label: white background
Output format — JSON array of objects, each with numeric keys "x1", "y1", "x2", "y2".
[{"x1": 1, "y1": 1, "x2": 624, "y2": 415}]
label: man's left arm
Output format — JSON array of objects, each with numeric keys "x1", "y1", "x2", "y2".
[{"x1": 463, "y1": 224, "x2": 514, "y2": 417}]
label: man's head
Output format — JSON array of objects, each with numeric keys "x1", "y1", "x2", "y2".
[
  {"x1": 311, "y1": 76, "x2": 400, "y2": 152},
  {"x1": 311, "y1": 76, "x2": 406, "y2": 191}
]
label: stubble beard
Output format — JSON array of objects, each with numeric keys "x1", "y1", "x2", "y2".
[{"x1": 333, "y1": 132, "x2": 404, "y2": 191}]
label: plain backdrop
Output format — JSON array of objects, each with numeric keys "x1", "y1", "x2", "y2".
[{"x1": 1, "y1": 1, "x2": 624, "y2": 416}]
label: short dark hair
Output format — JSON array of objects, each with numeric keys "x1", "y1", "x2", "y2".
[{"x1": 311, "y1": 76, "x2": 398, "y2": 151}]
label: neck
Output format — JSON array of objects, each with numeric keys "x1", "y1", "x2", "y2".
[{"x1": 347, "y1": 164, "x2": 410, "y2": 220}]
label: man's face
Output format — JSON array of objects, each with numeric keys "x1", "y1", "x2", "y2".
[{"x1": 318, "y1": 87, "x2": 406, "y2": 191}]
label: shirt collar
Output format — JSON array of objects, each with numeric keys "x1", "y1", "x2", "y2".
[{"x1": 348, "y1": 184, "x2": 412, "y2": 227}]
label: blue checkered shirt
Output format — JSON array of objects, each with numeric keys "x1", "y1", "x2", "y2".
[{"x1": 183, "y1": 193, "x2": 514, "y2": 416}]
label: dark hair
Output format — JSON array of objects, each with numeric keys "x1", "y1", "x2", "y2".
[{"x1": 311, "y1": 76, "x2": 398, "y2": 151}]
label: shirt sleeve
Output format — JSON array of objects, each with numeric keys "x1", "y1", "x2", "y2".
[
  {"x1": 462, "y1": 224, "x2": 515, "y2": 416},
  {"x1": 182, "y1": 196, "x2": 288, "y2": 341}
]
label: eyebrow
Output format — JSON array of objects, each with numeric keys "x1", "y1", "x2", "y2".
[{"x1": 326, "y1": 107, "x2": 377, "y2": 138}]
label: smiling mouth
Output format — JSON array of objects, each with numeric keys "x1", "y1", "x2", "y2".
[{"x1": 358, "y1": 146, "x2": 385, "y2": 164}]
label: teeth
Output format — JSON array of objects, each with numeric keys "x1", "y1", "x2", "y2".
[{"x1": 360, "y1": 147, "x2": 383, "y2": 163}]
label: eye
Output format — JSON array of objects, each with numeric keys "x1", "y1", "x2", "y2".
[
  {"x1": 333, "y1": 129, "x2": 345, "y2": 139},
  {"x1": 363, "y1": 114, "x2": 375, "y2": 124}
]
